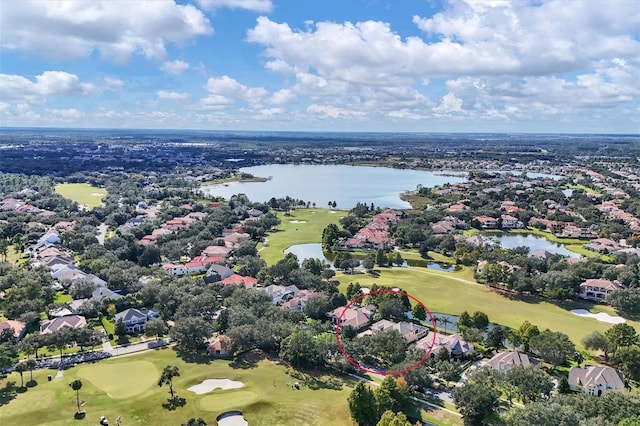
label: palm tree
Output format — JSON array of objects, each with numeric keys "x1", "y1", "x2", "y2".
[
  {"x1": 69, "y1": 379, "x2": 83, "y2": 413},
  {"x1": 158, "y1": 365, "x2": 180, "y2": 399},
  {"x1": 15, "y1": 362, "x2": 27, "y2": 388},
  {"x1": 441, "y1": 316, "x2": 451, "y2": 334},
  {"x1": 25, "y1": 358, "x2": 37, "y2": 383}
]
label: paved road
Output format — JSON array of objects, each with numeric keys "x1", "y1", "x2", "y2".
[
  {"x1": 102, "y1": 338, "x2": 171, "y2": 357},
  {"x1": 96, "y1": 223, "x2": 108, "y2": 245}
]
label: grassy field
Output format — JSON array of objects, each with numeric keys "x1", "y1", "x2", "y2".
[
  {"x1": 0, "y1": 348, "x2": 357, "y2": 426},
  {"x1": 335, "y1": 267, "x2": 639, "y2": 348},
  {"x1": 55, "y1": 183, "x2": 107, "y2": 209},
  {"x1": 259, "y1": 209, "x2": 348, "y2": 265}
]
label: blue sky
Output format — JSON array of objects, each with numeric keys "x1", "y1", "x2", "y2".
[{"x1": 1, "y1": 0, "x2": 639, "y2": 133}]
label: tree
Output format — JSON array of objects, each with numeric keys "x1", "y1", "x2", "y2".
[
  {"x1": 616, "y1": 345, "x2": 640, "y2": 381},
  {"x1": 607, "y1": 288, "x2": 640, "y2": 318},
  {"x1": 303, "y1": 294, "x2": 334, "y2": 320},
  {"x1": 529, "y1": 330, "x2": 575, "y2": 367},
  {"x1": 279, "y1": 326, "x2": 322, "y2": 368},
  {"x1": 182, "y1": 418, "x2": 207, "y2": 426},
  {"x1": 376, "y1": 410, "x2": 413, "y2": 426},
  {"x1": 15, "y1": 361, "x2": 27, "y2": 388},
  {"x1": 510, "y1": 320, "x2": 540, "y2": 351},
  {"x1": 393, "y1": 252, "x2": 404, "y2": 267},
  {"x1": 69, "y1": 379, "x2": 83, "y2": 414},
  {"x1": 376, "y1": 249, "x2": 388, "y2": 267},
  {"x1": 322, "y1": 224, "x2": 340, "y2": 250},
  {"x1": 346, "y1": 282, "x2": 363, "y2": 301},
  {"x1": 158, "y1": 365, "x2": 180, "y2": 399},
  {"x1": 454, "y1": 381, "x2": 500, "y2": 425},
  {"x1": 144, "y1": 318, "x2": 168, "y2": 341},
  {"x1": 471, "y1": 311, "x2": 489, "y2": 331},
  {"x1": 605, "y1": 323, "x2": 639, "y2": 358},
  {"x1": 412, "y1": 304, "x2": 426, "y2": 321},
  {"x1": 363, "y1": 255, "x2": 375, "y2": 271},
  {"x1": 378, "y1": 298, "x2": 406, "y2": 322},
  {"x1": 457, "y1": 311, "x2": 472, "y2": 329},
  {"x1": 115, "y1": 318, "x2": 128, "y2": 339},
  {"x1": 582, "y1": 331, "x2": 612, "y2": 361},
  {"x1": 504, "y1": 366, "x2": 554, "y2": 403},
  {"x1": 348, "y1": 381, "x2": 378, "y2": 426},
  {"x1": 485, "y1": 325, "x2": 507, "y2": 349},
  {"x1": 170, "y1": 316, "x2": 214, "y2": 352},
  {"x1": 25, "y1": 358, "x2": 36, "y2": 383}
]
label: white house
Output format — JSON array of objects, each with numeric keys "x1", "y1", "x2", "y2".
[
  {"x1": 114, "y1": 308, "x2": 160, "y2": 334},
  {"x1": 579, "y1": 279, "x2": 625, "y2": 302},
  {"x1": 568, "y1": 365, "x2": 625, "y2": 396}
]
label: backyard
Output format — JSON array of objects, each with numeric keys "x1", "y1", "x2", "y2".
[{"x1": 54, "y1": 183, "x2": 107, "y2": 209}]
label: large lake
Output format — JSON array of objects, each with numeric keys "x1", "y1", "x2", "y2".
[
  {"x1": 202, "y1": 164, "x2": 467, "y2": 209},
  {"x1": 486, "y1": 233, "x2": 582, "y2": 258}
]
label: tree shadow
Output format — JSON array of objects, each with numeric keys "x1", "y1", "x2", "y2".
[
  {"x1": 162, "y1": 396, "x2": 186, "y2": 411},
  {"x1": 229, "y1": 349, "x2": 271, "y2": 370},
  {"x1": 174, "y1": 348, "x2": 211, "y2": 365},
  {"x1": 0, "y1": 383, "x2": 17, "y2": 408},
  {"x1": 26, "y1": 380, "x2": 38, "y2": 388},
  {"x1": 16, "y1": 386, "x2": 28, "y2": 394},
  {"x1": 286, "y1": 368, "x2": 344, "y2": 391}
]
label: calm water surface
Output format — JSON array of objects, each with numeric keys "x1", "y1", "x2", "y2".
[
  {"x1": 487, "y1": 233, "x2": 581, "y2": 258},
  {"x1": 202, "y1": 164, "x2": 466, "y2": 209}
]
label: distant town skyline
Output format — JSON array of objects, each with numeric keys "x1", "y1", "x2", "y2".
[{"x1": 1, "y1": 0, "x2": 639, "y2": 133}]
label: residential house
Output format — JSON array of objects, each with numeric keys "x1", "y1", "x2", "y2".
[
  {"x1": 203, "y1": 264, "x2": 234, "y2": 284},
  {"x1": 263, "y1": 284, "x2": 300, "y2": 304},
  {"x1": 219, "y1": 274, "x2": 258, "y2": 288},
  {"x1": 474, "y1": 216, "x2": 498, "y2": 229},
  {"x1": 328, "y1": 305, "x2": 376, "y2": 331},
  {"x1": 207, "y1": 335, "x2": 233, "y2": 357},
  {"x1": 485, "y1": 351, "x2": 536, "y2": 372},
  {"x1": 579, "y1": 279, "x2": 625, "y2": 302},
  {"x1": 280, "y1": 290, "x2": 317, "y2": 311},
  {"x1": 415, "y1": 332, "x2": 474, "y2": 358},
  {"x1": 114, "y1": 308, "x2": 160, "y2": 334},
  {"x1": 500, "y1": 214, "x2": 523, "y2": 229},
  {"x1": 0, "y1": 320, "x2": 27, "y2": 341},
  {"x1": 40, "y1": 315, "x2": 87, "y2": 334},
  {"x1": 91, "y1": 286, "x2": 122, "y2": 303},
  {"x1": 361, "y1": 319, "x2": 429, "y2": 343},
  {"x1": 568, "y1": 365, "x2": 625, "y2": 396},
  {"x1": 162, "y1": 263, "x2": 188, "y2": 276},
  {"x1": 583, "y1": 238, "x2": 622, "y2": 254},
  {"x1": 202, "y1": 245, "x2": 232, "y2": 258}
]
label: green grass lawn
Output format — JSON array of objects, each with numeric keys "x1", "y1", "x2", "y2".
[
  {"x1": 335, "y1": 267, "x2": 640, "y2": 348},
  {"x1": 55, "y1": 183, "x2": 107, "y2": 209},
  {"x1": 5, "y1": 245, "x2": 21, "y2": 264},
  {"x1": 54, "y1": 291, "x2": 72, "y2": 304},
  {"x1": 259, "y1": 209, "x2": 348, "y2": 265},
  {"x1": 0, "y1": 348, "x2": 357, "y2": 426}
]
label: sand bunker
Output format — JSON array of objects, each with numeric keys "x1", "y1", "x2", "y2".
[
  {"x1": 217, "y1": 411, "x2": 248, "y2": 426},
  {"x1": 570, "y1": 309, "x2": 626, "y2": 324},
  {"x1": 188, "y1": 379, "x2": 244, "y2": 395},
  {"x1": 289, "y1": 220, "x2": 307, "y2": 223}
]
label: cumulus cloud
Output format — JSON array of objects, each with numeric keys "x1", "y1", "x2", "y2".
[
  {"x1": 0, "y1": 1, "x2": 213, "y2": 63},
  {"x1": 197, "y1": 0, "x2": 273, "y2": 13},
  {"x1": 161, "y1": 60, "x2": 190, "y2": 75},
  {"x1": 0, "y1": 71, "x2": 98, "y2": 103},
  {"x1": 157, "y1": 90, "x2": 191, "y2": 101},
  {"x1": 201, "y1": 75, "x2": 268, "y2": 109}
]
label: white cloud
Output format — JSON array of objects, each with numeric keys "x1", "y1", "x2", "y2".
[
  {"x1": 104, "y1": 77, "x2": 124, "y2": 88},
  {"x1": 0, "y1": 71, "x2": 98, "y2": 103},
  {"x1": 204, "y1": 75, "x2": 267, "y2": 101},
  {"x1": 197, "y1": 0, "x2": 273, "y2": 13},
  {"x1": 161, "y1": 60, "x2": 190, "y2": 75},
  {"x1": 157, "y1": 90, "x2": 191, "y2": 101},
  {"x1": 269, "y1": 89, "x2": 297, "y2": 105},
  {"x1": 433, "y1": 93, "x2": 464, "y2": 115},
  {"x1": 306, "y1": 104, "x2": 366, "y2": 119},
  {"x1": 0, "y1": 1, "x2": 213, "y2": 63}
]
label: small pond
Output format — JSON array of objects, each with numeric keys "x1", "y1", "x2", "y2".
[
  {"x1": 485, "y1": 233, "x2": 581, "y2": 258},
  {"x1": 285, "y1": 243, "x2": 458, "y2": 271}
]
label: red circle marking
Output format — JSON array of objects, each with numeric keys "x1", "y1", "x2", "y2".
[{"x1": 335, "y1": 289, "x2": 437, "y2": 376}]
